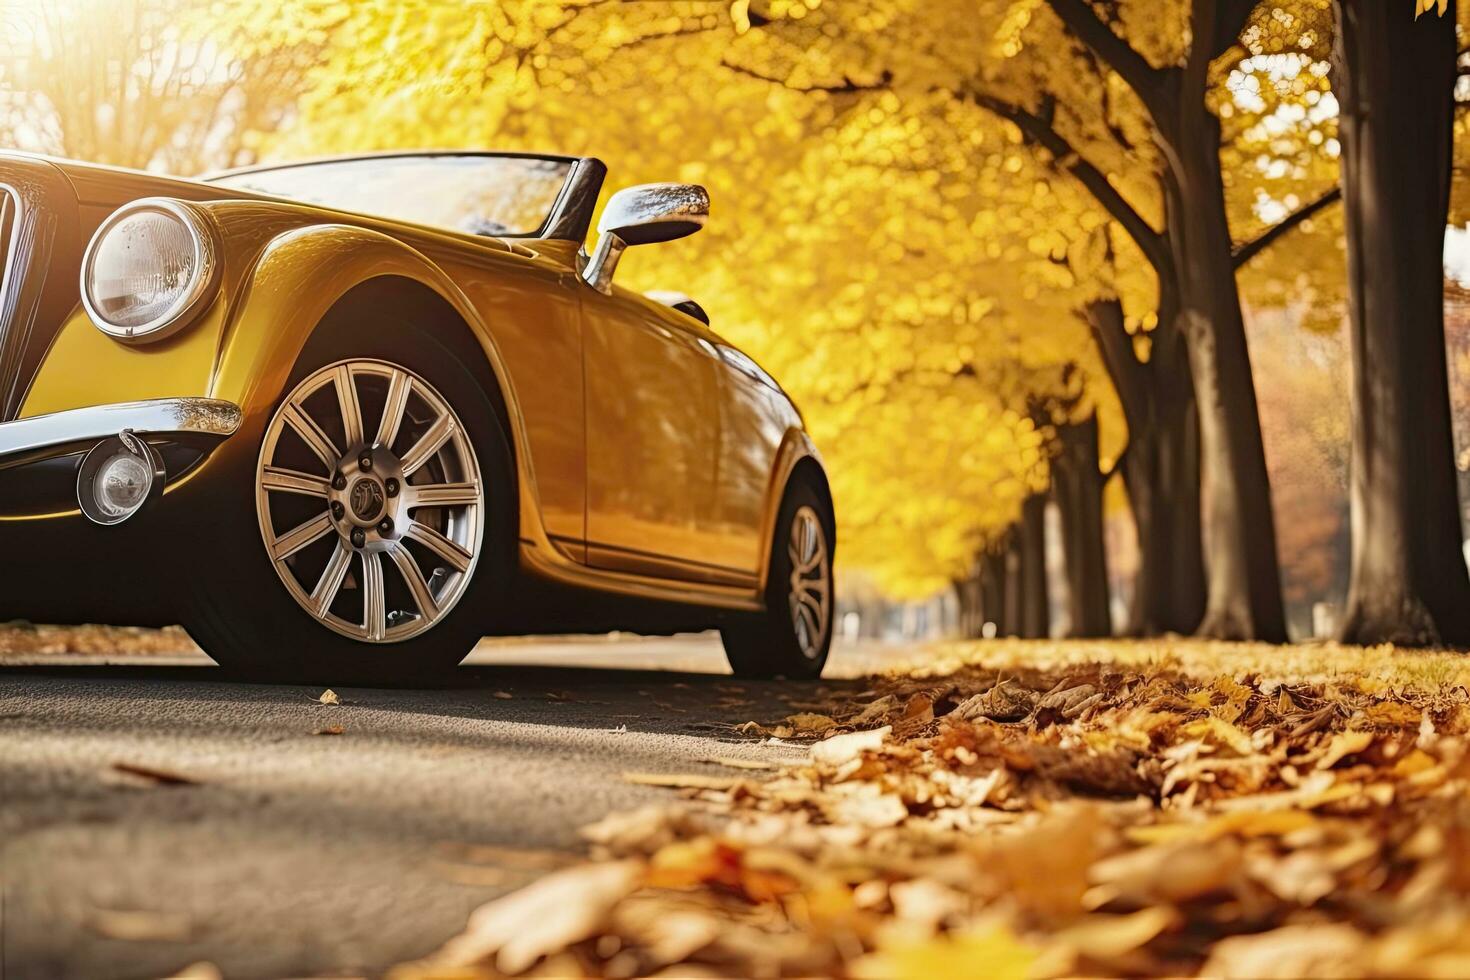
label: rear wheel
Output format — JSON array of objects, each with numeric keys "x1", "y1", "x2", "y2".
[
  {"x1": 720, "y1": 480, "x2": 834, "y2": 679},
  {"x1": 185, "y1": 334, "x2": 512, "y2": 684}
]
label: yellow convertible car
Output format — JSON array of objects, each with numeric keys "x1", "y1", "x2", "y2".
[{"x1": 0, "y1": 151, "x2": 834, "y2": 680}]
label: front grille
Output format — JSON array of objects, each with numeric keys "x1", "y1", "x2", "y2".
[
  {"x1": 0, "y1": 173, "x2": 62, "y2": 423},
  {"x1": 0, "y1": 186, "x2": 22, "y2": 419}
]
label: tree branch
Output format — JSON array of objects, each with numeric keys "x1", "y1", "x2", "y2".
[
  {"x1": 972, "y1": 92, "x2": 1170, "y2": 274},
  {"x1": 720, "y1": 59, "x2": 893, "y2": 93},
  {"x1": 1045, "y1": 0, "x2": 1166, "y2": 112},
  {"x1": 1085, "y1": 298, "x2": 1151, "y2": 431},
  {"x1": 1231, "y1": 185, "x2": 1341, "y2": 268}
]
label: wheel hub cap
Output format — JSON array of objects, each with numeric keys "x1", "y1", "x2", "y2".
[{"x1": 348, "y1": 476, "x2": 385, "y2": 523}]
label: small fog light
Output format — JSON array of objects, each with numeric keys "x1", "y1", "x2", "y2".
[{"x1": 77, "y1": 430, "x2": 164, "y2": 525}]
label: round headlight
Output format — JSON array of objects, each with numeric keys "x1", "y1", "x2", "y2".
[{"x1": 81, "y1": 199, "x2": 218, "y2": 342}]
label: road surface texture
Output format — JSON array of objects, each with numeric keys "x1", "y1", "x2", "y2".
[{"x1": 0, "y1": 633, "x2": 913, "y2": 979}]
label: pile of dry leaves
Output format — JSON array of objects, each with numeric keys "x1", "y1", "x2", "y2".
[
  {"x1": 397, "y1": 639, "x2": 1470, "y2": 978},
  {"x1": 0, "y1": 620, "x2": 196, "y2": 657}
]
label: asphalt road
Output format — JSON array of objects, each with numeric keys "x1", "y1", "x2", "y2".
[{"x1": 0, "y1": 635, "x2": 909, "y2": 980}]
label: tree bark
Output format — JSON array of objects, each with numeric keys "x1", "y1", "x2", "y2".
[
  {"x1": 1086, "y1": 291, "x2": 1205, "y2": 637},
  {"x1": 1052, "y1": 413, "x2": 1112, "y2": 636},
  {"x1": 1162, "y1": 126, "x2": 1287, "y2": 642},
  {"x1": 1155, "y1": 288, "x2": 1207, "y2": 634},
  {"x1": 1018, "y1": 493, "x2": 1050, "y2": 637},
  {"x1": 1160, "y1": 395, "x2": 1206, "y2": 631},
  {"x1": 1331, "y1": 0, "x2": 1470, "y2": 646}
]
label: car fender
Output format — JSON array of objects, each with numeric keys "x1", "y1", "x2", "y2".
[
  {"x1": 210, "y1": 222, "x2": 552, "y2": 549},
  {"x1": 755, "y1": 426, "x2": 830, "y2": 594}
]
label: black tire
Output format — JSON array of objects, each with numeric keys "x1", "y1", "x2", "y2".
[
  {"x1": 720, "y1": 478, "x2": 835, "y2": 679},
  {"x1": 182, "y1": 324, "x2": 515, "y2": 686}
]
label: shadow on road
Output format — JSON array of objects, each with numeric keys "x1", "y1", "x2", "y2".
[{"x1": 0, "y1": 657, "x2": 876, "y2": 744}]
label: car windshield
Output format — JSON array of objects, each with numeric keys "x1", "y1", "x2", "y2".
[{"x1": 207, "y1": 154, "x2": 574, "y2": 237}]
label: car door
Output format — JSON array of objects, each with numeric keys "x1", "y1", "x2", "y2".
[
  {"x1": 710, "y1": 343, "x2": 791, "y2": 577},
  {"x1": 580, "y1": 290, "x2": 734, "y2": 583}
]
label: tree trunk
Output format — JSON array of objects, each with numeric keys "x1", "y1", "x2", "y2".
[
  {"x1": 1155, "y1": 304, "x2": 1207, "y2": 634},
  {"x1": 980, "y1": 546, "x2": 1008, "y2": 636},
  {"x1": 1003, "y1": 528, "x2": 1025, "y2": 637},
  {"x1": 1162, "y1": 139, "x2": 1288, "y2": 641},
  {"x1": 1087, "y1": 293, "x2": 1205, "y2": 636},
  {"x1": 1018, "y1": 493, "x2": 1049, "y2": 637},
  {"x1": 952, "y1": 576, "x2": 983, "y2": 638},
  {"x1": 1332, "y1": 0, "x2": 1470, "y2": 646},
  {"x1": 1053, "y1": 414, "x2": 1111, "y2": 636}
]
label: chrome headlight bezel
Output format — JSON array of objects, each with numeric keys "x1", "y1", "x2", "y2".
[{"x1": 80, "y1": 197, "x2": 220, "y2": 344}]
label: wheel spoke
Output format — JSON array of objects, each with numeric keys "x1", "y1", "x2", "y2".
[
  {"x1": 261, "y1": 465, "x2": 330, "y2": 498},
  {"x1": 409, "y1": 481, "x2": 480, "y2": 509},
  {"x1": 400, "y1": 412, "x2": 455, "y2": 477},
  {"x1": 797, "y1": 585, "x2": 825, "y2": 619},
  {"x1": 361, "y1": 551, "x2": 386, "y2": 641},
  {"x1": 797, "y1": 603, "x2": 821, "y2": 647},
  {"x1": 271, "y1": 511, "x2": 334, "y2": 560},
  {"x1": 387, "y1": 543, "x2": 438, "y2": 621},
  {"x1": 405, "y1": 519, "x2": 473, "y2": 573},
  {"x1": 335, "y1": 364, "x2": 364, "y2": 449},
  {"x1": 282, "y1": 403, "x2": 340, "y2": 470},
  {"x1": 377, "y1": 368, "x2": 411, "y2": 448},
  {"x1": 310, "y1": 540, "x2": 353, "y2": 616}
]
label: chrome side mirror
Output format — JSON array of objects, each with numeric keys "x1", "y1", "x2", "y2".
[{"x1": 581, "y1": 183, "x2": 709, "y2": 293}]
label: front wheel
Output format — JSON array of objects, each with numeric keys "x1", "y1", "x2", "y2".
[
  {"x1": 720, "y1": 480, "x2": 834, "y2": 679},
  {"x1": 185, "y1": 340, "x2": 513, "y2": 684}
]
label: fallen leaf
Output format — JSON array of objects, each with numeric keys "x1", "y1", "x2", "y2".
[
  {"x1": 899, "y1": 693, "x2": 935, "y2": 727},
  {"x1": 785, "y1": 712, "x2": 837, "y2": 734},
  {"x1": 1050, "y1": 906, "x2": 1177, "y2": 961},
  {"x1": 849, "y1": 695, "x2": 897, "y2": 725},
  {"x1": 852, "y1": 927, "x2": 1036, "y2": 980},
  {"x1": 430, "y1": 860, "x2": 642, "y2": 973},
  {"x1": 88, "y1": 908, "x2": 191, "y2": 942},
  {"x1": 1201, "y1": 923, "x2": 1365, "y2": 978},
  {"x1": 1316, "y1": 729, "x2": 1374, "y2": 770},
  {"x1": 622, "y1": 772, "x2": 746, "y2": 791},
  {"x1": 698, "y1": 756, "x2": 776, "y2": 770},
  {"x1": 493, "y1": 691, "x2": 513, "y2": 700},
  {"x1": 811, "y1": 726, "x2": 891, "y2": 767},
  {"x1": 830, "y1": 790, "x2": 908, "y2": 828},
  {"x1": 313, "y1": 725, "x2": 344, "y2": 736},
  {"x1": 109, "y1": 762, "x2": 198, "y2": 787},
  {"x1": 1182, "y1": 716, "x2": 1255, "y2": 755},
  {"x1": 163, "y1": 964, "x2": 222, "y2": 980},
  {"x1": 314, "y1": 689, "x2": 340, "y2": 705}
]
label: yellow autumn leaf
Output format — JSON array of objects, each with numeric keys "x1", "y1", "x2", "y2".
[
  {"x1": 1181, "y1": 716, "x2": 1255, "y2": 755},
  {"x1": 851, "y1": 926, "x2": 1037, "y2": 980}
]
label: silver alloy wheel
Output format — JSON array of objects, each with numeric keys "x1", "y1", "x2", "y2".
[
  {"x1": 787, "y1": 504, "x2": 831, "y2": 660},
  {"x1": 255, "y1": 359, "x2": 483, "y2": 643}
]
